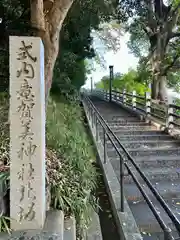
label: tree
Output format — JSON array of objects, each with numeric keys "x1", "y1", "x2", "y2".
[
  {"x1": 30, "y1": 0, "x2": 74, "y2": 99},
  {"x1": 0, "y1": 0, "x2": 119, "y2": 98},
  {"x1": 120, "y1": 0, "x2": 180, "y2": 101},
  {"x1": 0, "y1": 0, "x2": 30, "y2": 92},
  {"x1": 51, "y1": 0, "x2": 118, "y2": 95},
  {"x1": 95, "y1": 68, "x2": 149, "y2": 95}
]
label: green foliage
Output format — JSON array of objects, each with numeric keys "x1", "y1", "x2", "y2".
[
  {"x1": 120, "y1": 0, "x2": 180, "y2": 92},
  {"x1": 0, "y1": 0, "x2": 117, "y2": 94},
  {"x1": 51, "y1": 0, "x2": 117, "y2": 94},
  {"x1": 46, "y1": 95, "x2": 97, "y2": 237},
  {"x1": 0, "y1": 0, "x2": 31, "y2": 92},
  {"x1": 126, "y1": 20, "x2": 149, "y2": 58},
  {"x1": 96, "y1": 68, "x2": 149, "y2": 95}
]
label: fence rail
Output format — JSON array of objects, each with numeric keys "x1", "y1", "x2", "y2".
[
  {"x1": 82, "y1": 93, "x2": 180, "y2": 240},
  {"x1": 92, "y1": 88, "x2": 180, "y2": 130}
]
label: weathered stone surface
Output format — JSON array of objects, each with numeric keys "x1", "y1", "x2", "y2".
[
  {"x1": 9, "y1": 36, "x2": 46, "y2": 230},
  {"x1": 0, "y1": 230, "x2": 62, "y2": 240},
  {"x1": 86, "y1": 210, "x2": 102, "y2": 240},
  {"x1": 64, "y1": 216, "x2": 76, "y2": 240}
]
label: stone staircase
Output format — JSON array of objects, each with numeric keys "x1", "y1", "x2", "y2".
[{"x1": 90, "y1": 97, "x2": 180, "y2": 239}]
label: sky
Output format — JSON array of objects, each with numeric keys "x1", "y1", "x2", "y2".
[
  {"x1": 83, "y1": 32, "x2": 180, "y2": 100},
  {"x1": 83, "y1": 33, "x2": 139, "y2": 89}
]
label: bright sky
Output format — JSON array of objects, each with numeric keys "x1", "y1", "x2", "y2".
[
  {"x1": 83, "y1": 32, "x2": 180, "y2": 100},
  {"x1": 84, "y1": 33, "x2": 139, "y2": 89}
]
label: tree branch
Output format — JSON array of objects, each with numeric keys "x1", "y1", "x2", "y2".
[
  {"x1": 47, "y1": 0, "x2": 73, "y2": 40},
  {"x1": 169, "y1": 32, "x2": 180, "y2": 40},
  {"x1": 163, "y1": 54, "x2": 179, "y2": 75}
]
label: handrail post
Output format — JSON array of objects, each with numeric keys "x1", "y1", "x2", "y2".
[
  {"x1": 91, "y1": 108, "x2": 94, "y2": 127},
  {"x1": 117, "y1": 90, "x2": 120, "y2": 102},
  {"x1": 113, "y1": 88, "x2": 115, "y2": 102},
  {"x1": 146, "y1": 92, "x2": 151, "y2": 118},
  {"x1": 109, "y1": 65, "x2": 114, "y2": 102},
  {"x1": 113, "y1": 87, "x2": 116, "y2": 102},
  {"x1": 115, "y1": 88, "x2": 117, "y2": 102},
  {"x1": 164, "y1": 228, "x2": 174, "y2": 240},
  {"x1": 166, "y1": 104, "x2": 174, "y2": 129},
  {"x1": 103, "y1": 129, "x2": 107, "y2": 164},
  {"x1": 120, "y1": 156, "x2": 124, "y2": 212},
  {"x1": 132, "y1": 90, "x2": 136, "y2": 110},
  {"x1": 96, "y1": 117, "x2": 99, "y2": 141},
  {"x1": 122, "y1": 89, "x2": 126, "y2": 105}
]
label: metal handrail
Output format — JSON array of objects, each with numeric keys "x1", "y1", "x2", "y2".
[
  {"x1": 94, "y1": 89, "x2": 180, "y2": 130},
  {"x1": 83, "y1": 94, "x2": 180, "y2": 239}
]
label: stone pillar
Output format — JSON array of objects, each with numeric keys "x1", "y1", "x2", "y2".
[
  {"x1": 122, "y1": 89, "x2": 126, "y2": 104},
  {"x1": 132, "y1": 90, "x2": 136, "y2": 110},
  {"x1": 9, "y1": 36, "x2": 46, "y2": 230},
  {"x1": 146, "y1": 92, "x2": 151, "y2": 117}
]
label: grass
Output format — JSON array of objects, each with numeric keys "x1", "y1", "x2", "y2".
[
  {"x1": 46, "y1": 95, "x2": 98, "y2": 237},
  {"x1": 0, "y1": 93, "x2": 98, "y2": 238}
]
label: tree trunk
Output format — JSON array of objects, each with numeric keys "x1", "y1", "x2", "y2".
[
  {"x1": 151, "y1": 74, "x2": 168, "y2": 102},
  {"x1": 151, "y1": 76, "x2": 159, "y2": 100},
  {"x1": 30, "y1": 0, "x2": 73, "y2": 101},
  {"x1": 159, "y1": 75, "x2": 168, "y2": 102}
]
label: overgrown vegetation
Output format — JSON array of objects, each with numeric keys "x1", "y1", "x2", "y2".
[
  {"x1": 46, "y1": 95, "x2": 97, "y2": 237},
  {"x1": 0, "y1": 93, "x2": 97, "y2": 238}
]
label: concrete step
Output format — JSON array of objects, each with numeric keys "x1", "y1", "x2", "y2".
[
  {"x1": 102, "y1": 134, "x2": 173, "y2": 142},
  {"x1": 86, "y1": 210, "x2": 103, "y2": 240},
  {"x1": 105, "y1": 130, "x2": 163, "y2": 136},
  {"x1": 101, "y1": 125, "x2": 157, "y2": 131},
  {"x1": 135, "y1": 156, "x2": 180, "y2": 168},
  {"x1": 101, "y1": 116, "x2": 140, "y2": 122},
  {"x1": 128, "y1": 198, "x2": 180, "y2": 234},
  {"x1": 106, "y1": 147, "x2": 180, "y2": 159},
  {"x1": 110, "y1": 157, "x2": 180, "y2": 183},
  {"x1": 140, "y1": 231, "x2": 179, "y2": 240},
  {"x1": 110, "y1": 155, "x2": 180, "y2": 169},
  {"x1": 123, "y1": 180, "x2": 180, "y2": 203},
  {"x1": 64, "y1": 216, "x2": 76, "y2": 240},
  {"x1": 106, "y1": 139, "x2": 180, "y2": 150},
  {"x1": 106, "y1": 121, "x2": 149, "y2": 126},
  {"x1": 113, "y1": 134, "x2": 173, "y2": 141},
  {"x1": 115, "y1": 167, "x2": 180, "y2": 184},
  {"x1": 43, "y1": 210, "x2": 64, "y2": 238},
  {"x1": 128, "y1": 147, "x2": 180, "y2": 158},
  {"x1": 115, "y1": 140, "x2": 180, "y2": 149}
]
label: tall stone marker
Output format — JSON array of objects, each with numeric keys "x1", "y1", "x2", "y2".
[{"x1": 9, "y1": 36, "x2": 46, "y2": 230}]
